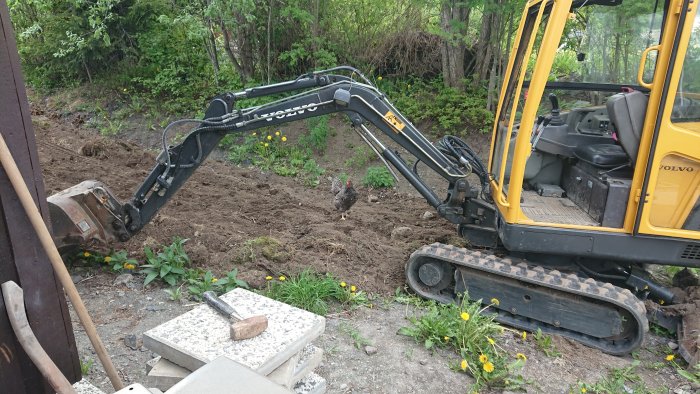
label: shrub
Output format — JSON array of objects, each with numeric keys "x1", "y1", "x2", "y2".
[{"x1": 362, "y1": 166, "x2": 395, "y2": 188}]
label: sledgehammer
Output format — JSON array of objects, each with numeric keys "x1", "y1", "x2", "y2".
[{"x1": 202, "y1": 291, "x2": 268, "y2": 340}]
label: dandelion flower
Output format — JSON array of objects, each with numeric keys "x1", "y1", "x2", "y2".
[
  {"x1": 123, "y1": 88, "x2": 127, "y2": 92},
  {"x1": 660, "y1": 299, "x2": 665, "y2": 305},
  {"x1": 350, "y1": 285, "x2": 357, "y2": 292},
  {"x1": 267, "y1": 135, "x2": 272, "y2": 140},
  {"x1": 460, "y1": 312, "x2": 470, "y2": 321},
  {"x1": 275, "y1": 131, "x2": 280, "y2": 136},
  {"x1": 83, "y1": 251, "x2": 91, "y2": 257},
  {"x1": 490, "y1": 298, "x2": 500, "y2": 306},
  {"x1": 252, "y1": 132, "x2": 257, "y2": 136},
  {"x1": 665, "y1": 354, "x2": 675, "y2": 361},
  {"x1": 211, "y1": 278, "x2": 218, "y2": 283},
  {"x1": 104, "y1": 256, "x2": 112, "y2": 263},
  {"x1": 265, "y1": 275, "x2": 273, "y2": 281},
  {"x1": 407, "y1": 84, "x2": 411, "y2": 89},
  {"x1": 444, "y1": 336, "x2": 450, "y2": 342},
  {"x1": 340, "y1": 281, "x2": 347, "y2": 288},
  {"x1": 264, "y1": 143, "x2": 269, "y2": 147},
  {"x1": 377, "y1": 76, "x2": 383, "y2": 81},
  {"x1": 460, "y1": 359, "x2": 468, "y2": 371},
  {"x1": 282, "y1": 136, "x2": 287, "y2": 142},
  {"x1": 487, "y1": 337, "x2": 495, "y2": 345},
  {"x1": 279, "y1": 275, "x2": 286, "y2": 281},
  {"x1": 516, "y1": 353, "x2": 527, "y2": 361},
  {"x1": 124, "y1": 263, "x2": 135, "y2": 270},
  {"x1": 479, "y1": 354, "x2": 488, "y2": 364},
  {"x1": 581, "y1": 388, "x2": 587, "y2": 393},
  {"x1": 483, "y1": 361, "x2": 494, "y2": 373},
  {"x1": 521, "y1": 331, "x2": 527, "y2": 340}
]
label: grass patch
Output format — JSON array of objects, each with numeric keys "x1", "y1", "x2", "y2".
[
  {"x1": 345, "y1": 145, "x2": 376, "y2": 169},
  {"x1": 264, "y1": 269, "x2": 368, "y2": 316},
  {"x1": 299, "y1": 115, "x2": 330, "y2": 154},
  {"x1": 398, "y1": 296, "x2": 527, "y2": 391},
  {"x1": 236, "y1": 236, "x2": 289, "y2": 264},
  {"x1": 362, "y1": 166, "x2": 395, "y2": 188}
]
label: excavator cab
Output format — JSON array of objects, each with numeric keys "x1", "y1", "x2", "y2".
[{"x1": 486, "y1": 0, "x2": 700, "y2": 263}]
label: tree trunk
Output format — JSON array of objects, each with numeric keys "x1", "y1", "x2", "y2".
[
  {"x1": 267, "y1": 0, "x2": 274, "y2": 83},
  {"x1": 473, "y1": 0, "x2": 503, "y2": 89},
  {"x1": 219, "y1": 21, "x2": 249, "y2": 84},
  {"x1": 440, "y1": 0, "x2": 471, "y2": 91}
]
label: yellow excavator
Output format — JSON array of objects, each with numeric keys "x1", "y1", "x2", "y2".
[{"x1": 47, "y1": 0, "x2": 699, "y2": 364}]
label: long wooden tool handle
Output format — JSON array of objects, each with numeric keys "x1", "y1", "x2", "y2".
[
  {"x1": 2, "y1": 281, "x2": 77, "y2": 394},
  {"x1": 0, "y1": 133, "x2": 124, "y2": 390}
]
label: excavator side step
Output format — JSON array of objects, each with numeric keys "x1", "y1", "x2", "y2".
[{"x1": 406, "y1": 243, "x2": 648, "y2": 355}]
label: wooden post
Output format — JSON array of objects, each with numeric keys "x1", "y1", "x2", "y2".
[{"x1": 0, "y1": 0, "x2": 81, "y2": 392}]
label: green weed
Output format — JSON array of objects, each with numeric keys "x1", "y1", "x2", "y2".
[
  {"x1": 362, "y1": 166, "x2": 395, "y2": 188},
  {"x1": 105, "y1": 250, "x2": 139, "y2": 272},
  {"x1": 533, "y1": 328, "x2": 562, "y2": 358},
  {"x1": 339, "y1": 322, "x2": 372, "y2": 349},
  {"x1": 237, "y1": 236, "x2": 289, "y2": 264},
  {"x1": 398, "y1": 296, "x2": 527, "y2": 391},
  {"x1": 264, "y1": 269, "x2": 368, "y2": 316},
  {"x1": 345, "y1": 146, "x2": 376, "y2": 169},
  {"x1": 299, "y1": 115, "x2": 330, "y2": 154},
  {"x1": 80, "y1": 358, "x2": 93, "y2": 375},
  {"x1": 574, "y1": 361, "x2": 660, "y2": 394},
  {"x1": 164, "y1": 286, "x2": 183, "y2": 302},
  {"x1": 140, "y1": 238, "x2": 190, "y2": 286},
  {"x1": 187, "y1": 269, "x2": 249, "y2": 300}
]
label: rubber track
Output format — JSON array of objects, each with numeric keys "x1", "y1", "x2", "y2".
[{"x1": 406, "y1": 243, "x2": 648, "y2": 355}]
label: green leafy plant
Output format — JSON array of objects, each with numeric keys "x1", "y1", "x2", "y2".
[
  {"x1": 140, "y1": 238, "x2": 190, "y2": 286},
  {"x1": 186, "y1": 269, "x2": 249, "y2": 300},
  {"x1": 398, "y1": 296, "x2": 527, "y2": 391},
  {"x1": 164, "y1": 286, "x2": 183, "y2": 302},
  {"x1": 264, "y1": 269, "x2": 367, "y2": 316},
  {"x1": 339, "y1": 322, "x2": 372, "y2": 349},
  {"x1": 575, "y1": 361, "x2": 658, "y2": 394},
  {"x1": 362, "y1": 166, "x2": 395, "y2": 188},
  {"x1": 533, "y1": 328, "x2": 562, "y2": 357},
  {"x1": 105, "y1": 250, "x2": 138, "y2": 272},
  {"x1": 80, "y1": 358, "x2": 93, "y2": 375},
  {"x1": 299, "y1": 115, "x2": 331, "y2": 154},
  {"x1": 345, "y1": 146, "x2": 376, "y2": 169}
]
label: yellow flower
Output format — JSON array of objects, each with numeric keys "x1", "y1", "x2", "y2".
[
  {"x1": 124, "y1": 263, "x2": 135, "y2": 270},
  {"x1": 407, "y1": 84, "x2": 411, "y2": 89},
  {"x1": 275, "y1": 131, "x2": 280, "y2": 136},
  {"x1": 281, "y1": 136, "x2": 287, "y2": 142},
  {"x1": 460, "y1": 312, "x2": 470, "y2": 321},
  {"x1": 490, "y1": 298, "x2": 500, "y2": 306},
  {"x1": 516, "y1": 353, "x2": 527, "y2": 361},
  {"x1": 340, "y1": 281, "x2": 347, "y2": 288},
  {"x1": 252, "y1": 132, "x2": 257, "y2": 136},
  {"x1": 104, "y1": 256, "x2": 112, "y2": 263},
  {"x1": 660, "y1": 299, "x2": 665, "y2": 305},
  {"x1": 211, "y1": 278, "x2": 218, "y2": 283},
  {"x1": 267, "y1": 135, "x2": 272, "y2": 140},
  {"x1": 483, "y1": 361, "x2": 494, "y2": 373},
  {"x1": 479, "y1": 354, "x2": 488, "y2": 364},
  {"x1": 279, "y1": 275, "x2": 286, "y2": 281},
  {"x1": 264, "y1": 143, "x2": 269, "y2": 147},
  {"x1": 377, "y1": 76, "x2": 383, "y2": 81},
  {"x1": 487, "y1": 337, "x2": 495, "y2": 345},
  {"x1": 83, "y1": 251, "x2": 91, "y2": 257},
  {"x1": 444, "y1": 336, "x2": 450, "y2": 341},
  {"x1": 521, "y1": 331, "x2": 527, "y2": 340},
  {"x1": 265, "y1": 275, "x2": 273, "y2": 281},
  {"x1": 581, "y1": 388, "x2": 587, "y2": 393},
  {"x1": 665, "y1": 354, "x2": 675, "y2": 361},
  {"x1": 350, "y1": 285, "x2": 357, "y2": 292},
  {"x1": 460, "y1": 359, "x2": 468, "y2": 371},
  {"x1": 123, "y1": 88, "x2": 127, "y2": 92}
]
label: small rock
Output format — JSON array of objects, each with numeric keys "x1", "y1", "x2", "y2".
[
  {"x1": 668, "y1": 341, "x2": 679, "y2": 350},
  {"x1": 339, "y1": 383, "x2": 348, "y2": 390},
  {"x1": 421, "y1": 211, "x2": 435, "y2": 220},
  {"x1": 123, "y1": 334, "x2": 140, "y2": 350},
  {"x1": 116, "y1": 291, "x2": 125, "y2": 298},
  {"x1": 71, "y1": 275, "x2": 83, "y2": 284},
  {"x1": 269, "y1": 188, "x2": 278, "y2": 195},
  {"x1": 364, "y1": 345, "x2": 378, "y2": 355},
  {"x1": 145, "y1": 305, "x2": 165, "y2": 312},
  {"x1": 367, "y1": 195, "x2": 379, "y2": 203},
  {"x1": 419, "y1": 359, "x2": 428, "y2": 365},
  {"x1": 391, "y1": 226, "x2": 412, "y2": 240},
  {"x1": 113, "y1": 273, "x2": 133, "y2": 287},
  {"x1": 194, "y1": 230, "x2": 201, "y2": 237},
  {"x1": 146, "y1": 296, "x2": 153, "y2": 301}
]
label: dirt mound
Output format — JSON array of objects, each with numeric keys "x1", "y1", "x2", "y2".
[{"x1": 34, "y1": 109, "x2": 457, "y2": 293}]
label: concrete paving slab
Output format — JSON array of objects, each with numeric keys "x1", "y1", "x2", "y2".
[
  {"x1": 114, "y1": 384, "x2": 152, "y2": 394},
  {"x1": 267, "y1": 349, "x2": 301, "y2": 387},
  {"x1": 293, "y1": 372, "x2": 327, "y2": 394},
  {"x1": 72, "y1": 378, "x2": 106, "y2": 394},
  {"x1": 146, "y1": 356, "x2": 192, "y2": 391},
  {"x1": 143, "y1": 288, "x2": 325, "y2": 374},
  {"x1": 165, "y1": 355, "x2": 291, "y2": 394},
  {"x1": 290, "y1": 345, "x2": 323, "y2": 386}
]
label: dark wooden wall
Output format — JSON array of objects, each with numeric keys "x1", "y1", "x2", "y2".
[{"x1": 0, "y1": 0, "x2": 81, "y2": 392}]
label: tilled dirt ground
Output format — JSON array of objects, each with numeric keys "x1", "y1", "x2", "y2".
[{"x1": 31, "y1": 97, "x2": 696, "y2": 393}]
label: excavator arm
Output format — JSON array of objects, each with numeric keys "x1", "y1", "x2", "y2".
[{"x1": 48, "y1": 67, "x2": 488, "y2": 252}]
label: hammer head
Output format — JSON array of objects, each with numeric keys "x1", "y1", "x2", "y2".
[{"x1": 230, "y1": 315, "x2": 268, "y2": 340}]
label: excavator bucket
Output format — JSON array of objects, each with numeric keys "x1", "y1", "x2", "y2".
[{"x1": 47, "y1": 180, "x2": 126, "y2": 254}]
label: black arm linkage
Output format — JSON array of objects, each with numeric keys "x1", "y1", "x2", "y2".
[{"x1": 121, "y1": 72, "x2": 468, "y2": 235}]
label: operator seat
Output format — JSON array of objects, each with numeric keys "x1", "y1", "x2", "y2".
[{"x1": 573, "y1": 91, "x2": 648, "y2": 168}]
